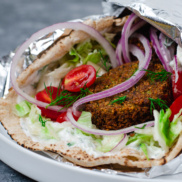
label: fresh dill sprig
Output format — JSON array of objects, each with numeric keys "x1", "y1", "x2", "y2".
[
  {"x1": 99, "y1": 50, "x2": 111, "y2": 72},
  {"x1": 144, "y1": 69, "x2": 172, "y2": 82},
  {"x1": 135, "y1": 124, "x2": 147, "y2": 129},
  {"x1": 96, "y1": 68, "x2": 101, "y2": 78},
  {"x1": 47, "y1": 87, "x2": 92, "y2": 110},
  {"x1": 149, "y1": 98, "x2": 168, "y2": 114},
  {"x1": 39, "y1": 114, "x2": 47, "y2": 127},
  {"x1": 44, "y1": 83, "x2": 54, "y2": 101},
  {"x1": 110, "y1": 96, "x2": 126, "y2": 105}
]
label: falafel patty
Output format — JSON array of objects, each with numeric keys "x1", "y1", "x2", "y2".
[{"x1": 84, "y1": 60, "x2": 173, "y2": 130}]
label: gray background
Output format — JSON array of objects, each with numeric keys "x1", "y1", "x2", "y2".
[{"x1": 0, "y1": 0, "x2": 102, "y2": 181}]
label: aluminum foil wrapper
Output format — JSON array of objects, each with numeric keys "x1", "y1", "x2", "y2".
[
  {"x1": 1, "y1": 1, "x2": 182, "y2": 179},
  {"x1": 103, "y1": 0, "x2": 182, "y2": 46}
]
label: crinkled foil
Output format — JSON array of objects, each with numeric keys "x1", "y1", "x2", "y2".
[
  {"x1": 1, "y1": 0, "x2": 182, "y2": 180},
  {"x1": 103, "y1": 0, "x2": 182, "y2": 46}
]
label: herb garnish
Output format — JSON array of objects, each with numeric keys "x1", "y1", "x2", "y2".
[
  {"x1": 135, "y1": 124, "x2": 147, "y2": 129},
  {"x1": 99, "y1": 50, "x2": 111, "y2": 72},
  {"x1": 39, "y1": 114, "x2": 47, "y2": 127},
  {"x1": 44, "y1": 83, "x2": 54, "y2": 101},
  {"x1": 47, "y1": 86, "x2": 92, "y2": 110},
  {"x1": 149, "y1": 98, "x2": 168, "y2": 114},
  {"x1": 110, "y1": 96, "x2": 126, "y2": 105},
  {"x1": 144, "y1": 69, "x2": 172, "y2": 82},
  {"x1": 96, "y1": 68, "x2": 101, "y2": 78},
  {"x1": 67, "y1": 142, "x2": 75, "y2": 147}
]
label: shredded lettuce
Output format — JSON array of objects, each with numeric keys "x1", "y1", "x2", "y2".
[
  {"x1": 15, "y1": 100, "x2": 32, "y2": 117},
  {"x1": 29, "y1": 104, "x2": 41, "y2": 123},
  {"x1": 76, "y1": 111, "x2": 126, "y2": 152},
  {"x1": 140, "y1": 143, "x2": 149, "y2": 160},
  {"x1": 77, "y1": 111, "x2": 92, "y2": 128},
  {"x1": 83, "y1": 50, "x2": 101, "y2": 64},
  {"x1": 153, "y1": 108, "x2": 182, "y2": 152},
  {"x1": 126, "y1": 133, "x2": 159, "y2": 159},
  {"x1": 76, "y1": 41, "x2": 92, "y2": 58},
  {"x1": 69, "y1": 48, "x2": 80, "y2": 63},
  {"x1": 97, "y1": 134, "x2": 125, "y2": 153},
  {"x1": 127, "y1": 133, "x2": 153, "y2": 146},
  {"x1": 67, "y1": 39, "x2": 109, "y2": 65},
  {"x1": 76, "y1": 111, "x2": 99, "y2": 139}
]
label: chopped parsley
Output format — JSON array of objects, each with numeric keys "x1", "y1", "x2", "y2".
[
  {"x1": 149, "y1": 98, "x2": 168, "y2": 114},
  {"x1": 110, "y1": 96, "x2": 126, "y2": 105}
]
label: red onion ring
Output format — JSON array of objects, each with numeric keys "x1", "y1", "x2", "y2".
[
  {"x1": 121, "y1": 13, "x2": 137, "y2": 63},
  {"x1": 67, "y1": 108, "x2": 154, "y2": 136},
  {"x1": 150, "y1": 27, "x2": 172, "y2": 73},
  {"x1": 109, "y1": 134, "x2": 128, "y2": 152},
  {"x1": 72, "y1": 33, "x2": 152, "y2": 117},
  {"x1": 129, "y1": 44, "x2": 145, "y2": 61},
  {"x1": 116, "y1": 18, "x2": 146, "y2": 65},
  {"x1": 174, "y1": 55, "x2": 179, "y2": 83},
  {"x1": 159, "y1": 33, "x2": 174, "y2": 66},
  {"x1": 10, "y1": 22, "x2": 117, "y2": 111}
]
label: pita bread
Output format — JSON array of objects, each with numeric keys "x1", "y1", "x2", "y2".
[
  {"x1": 17, "y1": 16, "x2": 128, "y2": 86},
  {"x1": 0, "y1": 89, "x2": 182, "y2": 168},
  {"x1": 0, "y1": 16, "x2": 182, "y2": 169}
]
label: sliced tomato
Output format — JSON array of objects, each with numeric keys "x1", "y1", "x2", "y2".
[
  {"x1": 56, "y1": 112, "x2": 67, "y2": 123},
  {"x1": 56, "y1": 111, "x2": 81, "y2": 123},
  {"x1": 62, "y1": 65, "x2": 96, "y2": 92},
  {"x1": 169, "y1": 95, "x2": 182, "y2": 121},
  {"x1": 172, "y1": 68, "x2": 182, "y2": 100},
  {"x1": 35, "y1": 86, "x2": 62, "y2": 120}
]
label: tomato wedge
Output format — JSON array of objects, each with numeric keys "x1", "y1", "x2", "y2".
[
  {"x1": 62, "y1": 65, "x2": 96, "y2": 92},
  {"x1": 169, "y1": 95, "x2": 182, "y2": 121},
  {"x1": 56, "y1": 111, "x2": 81, "y2": 123},
  {"x1": 172, "y1": 68, "x2": 182, "y2": 100},
  {"x1": 35, "y1": 86, "x2": 62, "y2": 120}
]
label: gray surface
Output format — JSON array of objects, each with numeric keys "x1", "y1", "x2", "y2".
[{"x1": 0, "y1": 0, "x2": 102, "y2": 181}]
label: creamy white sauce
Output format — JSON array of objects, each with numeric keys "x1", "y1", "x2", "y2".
[
  {"x1": 20, "y1": 117, "x2": 117, "y2": 158},
  {"x1": 127, "y1": 141, "x2": 165, "y2": 159}
]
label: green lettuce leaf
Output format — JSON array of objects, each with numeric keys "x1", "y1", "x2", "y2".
[
  {"x1": 154, "y1": 109, "x2": 182, "y2": 151},
  {"x1": 83, "y1": 50, "x2": 101, "y2": 64},
  {"x1": 76, "y1": 41, "x2": 92, "y2": 58},
  {"x1": 68, "y1": 48, "x2": 80, "y2": 63},
  {"x1": 15, "y1": 100, "x2": 32, "y2": 117},
  {"x1": 127, "y1": 133, "x2": 153, "y2": 146},
  {"x1": 96, "y1": 134, "x2": 125, "y2": 153},
  {"x1": 140, "y1": 143, "x2": 149, "y2": 160}
]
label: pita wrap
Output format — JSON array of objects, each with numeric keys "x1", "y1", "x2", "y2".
[
  {"x1": 0, "y1": 16, "x2": 182, "y2": 170},
  {"x1": 0, "y1": 89, "x2": 182, "y2": 168}
]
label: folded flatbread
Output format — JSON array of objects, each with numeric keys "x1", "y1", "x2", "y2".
[{"x1": 0, "y1": 16, "x2": 182, "y2": 169}]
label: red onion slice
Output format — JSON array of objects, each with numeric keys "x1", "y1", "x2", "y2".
[
  {"x1": 150, "y1": 28, "x2": 172, "y2": 73},
  {"x1": 109, "y1": 134, "x2": 128, "y2": 152},
  {"x1": 67, "y1": 108, "x2": 154, "y2": 136},
  {"x1": 116, "y1": 19, "x2": 146, "y2": 65},
  {"x1": 73, "y1": 33, "x2": 152, "y2": 116},
  {"x1": 121, "y1": 13, "x2": 137, "y2": 63},
  {"x1": 174, "y1": 55, "x2": 179, "y2": 83},
  {"x1": 10, "y1": 22, "x2": 117, "y2": 111},
  {"x1": 159, "y1": 33, "x2": 174, "y2": 64},
  {"x1": 129, "y1": 44, "x2": 145, "y2": 61}
]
